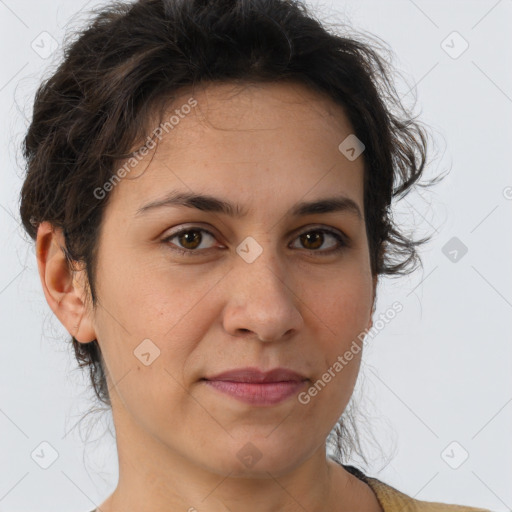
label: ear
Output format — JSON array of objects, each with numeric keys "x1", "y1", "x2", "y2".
[{"x1": 35, "y1": 221, "x2": 96, "y2": 343}]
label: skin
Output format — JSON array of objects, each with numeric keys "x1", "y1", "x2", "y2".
[{"x1": 36, "y1": 80, "x2": 382, "y2": 512}]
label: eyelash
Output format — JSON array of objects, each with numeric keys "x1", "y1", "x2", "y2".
[{"x1": 161, "y1": 226, "x2": 348, "y2": 257}]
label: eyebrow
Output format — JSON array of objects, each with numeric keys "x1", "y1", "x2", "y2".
[{"x1": 135, "y1": 191, "x2": 363, "y2": 221}]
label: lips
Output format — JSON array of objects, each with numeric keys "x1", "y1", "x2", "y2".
[
  {"x1": 201, "y1": 367, "x2": 309, "y2": 406},
  {"x1": 203, "y1": 367, "x2": 308, "y2": 383}
]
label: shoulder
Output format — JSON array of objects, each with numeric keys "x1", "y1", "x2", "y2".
[{"x1": 364, "y1": 475, "x2": 494, "y2": 512}]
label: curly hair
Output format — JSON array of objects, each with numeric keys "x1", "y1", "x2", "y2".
[{"x1": 19, "y1": 0, "x2": 441, "y2": 468}]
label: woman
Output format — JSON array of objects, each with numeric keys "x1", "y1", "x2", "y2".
[{"x1": 19, "y1": 0, "x2": 493, "y2": 510}]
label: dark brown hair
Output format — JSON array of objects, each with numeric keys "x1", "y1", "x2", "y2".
[{"x1": 19, "y1": 0, "x2": 441, "y2": 467}]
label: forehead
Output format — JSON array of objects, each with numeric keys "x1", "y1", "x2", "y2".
[
  {"x1": 158, "y1": 80, "x2": 355, "y2": 154},
  {"x1": 106, "y1": 80, "x2": 364, "y2": 219}
]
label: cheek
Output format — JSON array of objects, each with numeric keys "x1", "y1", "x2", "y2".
[
  {"x1": 96, "y1": 246, "x2": 218, "y2": 339},
  {"x1": 311, "y1": 274, "x2": 373, "y2": 343},
  {"x1": 306, "y1": 278, "x2": 371, "y2": 399},
  {"x1": 93, "y1": 267, "x2": 221, "y2": 409}
]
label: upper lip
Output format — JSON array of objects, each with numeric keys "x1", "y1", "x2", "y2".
[{"x1": 203, "y1": 367, "x2": 307, "y2": 383}]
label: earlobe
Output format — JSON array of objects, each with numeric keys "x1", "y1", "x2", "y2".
[{"x1": 36, "y1": 222, "x2": 97, "y2": 343}]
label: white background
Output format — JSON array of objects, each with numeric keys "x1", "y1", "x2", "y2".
[{"x1": 0, "y1": 1, "x2": 510, "y2": 511}]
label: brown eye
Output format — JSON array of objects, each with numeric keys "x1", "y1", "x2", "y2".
[
  {"x1": 177, "y1": 230, "x2": 202, "y2": 250},
  {"x1": 291, "y1": 228, "x2": 346, "y2": 254},
  {"x1": 299, "y1": 231, "x2": 323, "y2": 250},
  {"x1": 162, "y1": 228, "x2": 217, "y2": 255}
]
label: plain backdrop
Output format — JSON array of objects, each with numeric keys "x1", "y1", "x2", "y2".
[{"x1": 0, "y1": 1, "x2": 510, "y2": 511}]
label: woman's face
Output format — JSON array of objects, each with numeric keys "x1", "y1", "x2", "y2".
[{"x1": 66, "y1": 81, "x2": 375, "y2": 476}]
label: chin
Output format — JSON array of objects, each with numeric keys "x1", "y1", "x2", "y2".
[{"x1": 200, "y1": 439, "x2": 309, "y2": 478}]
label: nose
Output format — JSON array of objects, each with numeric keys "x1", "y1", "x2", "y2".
[{"x1": 221, "y1": 248, "x2": 304, "y2": 343}]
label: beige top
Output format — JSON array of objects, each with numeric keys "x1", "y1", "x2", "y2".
[{"x1": 364, "y1": 475, "x2": 493, "y2": 511}]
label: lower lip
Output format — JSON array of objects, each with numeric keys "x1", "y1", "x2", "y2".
[{"x1": 203, "y1": 380, "x2": 308, "y2": 406}]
